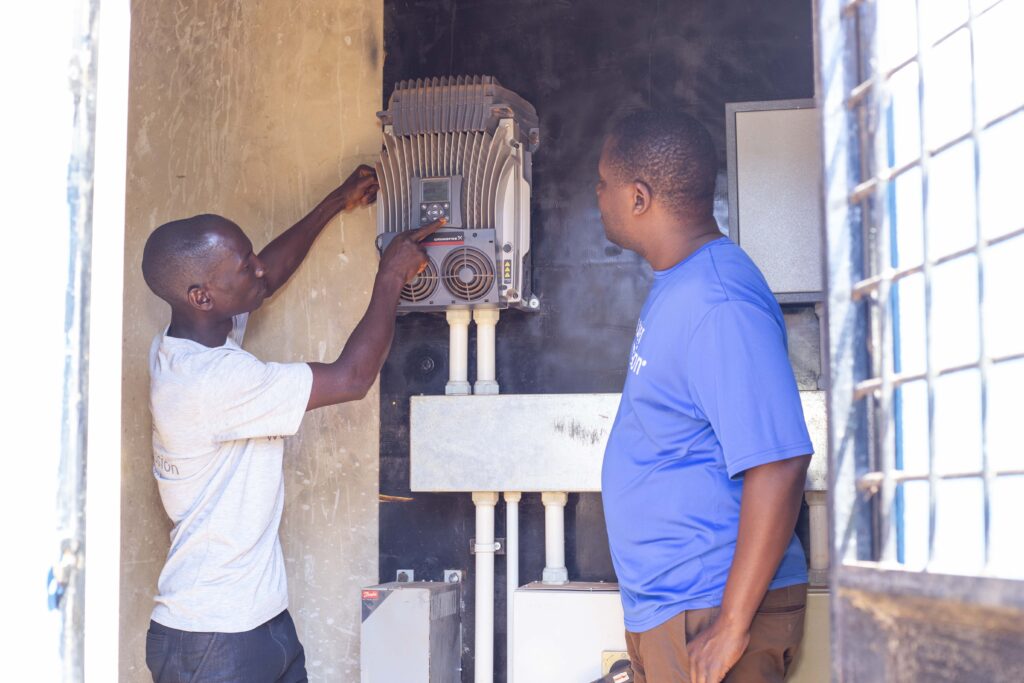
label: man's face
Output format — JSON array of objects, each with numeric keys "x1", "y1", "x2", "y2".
[
  {"x1": 204, "y1": 222, "x2": 268, "y2": 316},
  {"x1": 596, "y1": 139, "x2": 634, "y2": 250}
]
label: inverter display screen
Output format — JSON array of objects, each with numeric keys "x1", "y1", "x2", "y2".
[{"x1": 421, "y1": 179, "x2": 449, "y2": 202}]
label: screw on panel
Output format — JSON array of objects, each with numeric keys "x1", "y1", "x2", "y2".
[
  {"x1": 444, "y1": 569, "x2": 463, "y2": 584},
  {"x1": 396, "y1": 569, "x2": 414, "y2": 582}
]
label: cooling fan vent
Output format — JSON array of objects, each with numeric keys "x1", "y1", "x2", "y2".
[
  {"x1": 401, "y1": 257, "x2": 440, "y2": 303},
  {"x1": 441, "y1": 248, "x2": 495, "y2": 301}
]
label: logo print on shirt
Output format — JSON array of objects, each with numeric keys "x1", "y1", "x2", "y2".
[
  {"x1": 629, "y1": 320, "x2": 648, "y2": 376},
  {"x1": 154, "y1": 453, "x2": 180, "y2": 477}
]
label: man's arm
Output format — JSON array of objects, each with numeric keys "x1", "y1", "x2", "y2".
[
  {"x1": 687, "y1": 454, "x2": 810, "y2": 683},
  {"x1": 258, "y1": 165, "x2": 379, "y2": 296},
  {"x1": 305, "y1": 218, "x2": 445, "y2": 410}
]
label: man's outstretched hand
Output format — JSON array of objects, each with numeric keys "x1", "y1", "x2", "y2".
[
  {"x1": 331, "y1": 164, "x2": 380, "y2": 211},
  {"x1": 305, "y1": 216, "x2": 449, "y2": 412},
  {"x1": 379, "y1": 218, "x2": 447, "y2": 285}
]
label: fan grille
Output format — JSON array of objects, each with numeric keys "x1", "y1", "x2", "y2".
[
  {"x1": 441, "y1": 247, "x2": 495, "y2": 301},
  {"x1": 400, "y1": 257, "x2": 439, "y2": 303}
]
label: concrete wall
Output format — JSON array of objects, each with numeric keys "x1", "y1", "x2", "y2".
[{"x1": 120, "y1": 1, "x2": 382, "y2": 680}]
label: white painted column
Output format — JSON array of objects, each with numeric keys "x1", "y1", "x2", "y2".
[
  {"x1": 504, "y1": 491, "x2": 521, "y2": 683},
  {"x1": 473, "y1": 491, "x2": 500, "y2": 683},
  {"x1": 473, "y1": 307, "x2": 500, "y2": 395},
  {"x1": 446, "y1": 308, "x2": 471, "y2": 395},
  {"x1": 805, "y1": 491, "x2": 829, "y2": 585},
  {"x1": 541, "y1": 492, "x2": 569, "y2": 584},
  {"x1": 85, "y1": 1, "x2": 130, "y2": 681}
]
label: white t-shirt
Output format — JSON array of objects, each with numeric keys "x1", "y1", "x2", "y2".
[{"x1": 148, "y1": 314, "x2": 313, "y2": 632}]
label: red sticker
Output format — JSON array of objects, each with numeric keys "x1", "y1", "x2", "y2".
[{"x1": 362, "y1": 590, "x2": 380, "y2": 600}]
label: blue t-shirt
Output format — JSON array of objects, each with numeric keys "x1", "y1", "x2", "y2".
[{"x1": 601, "y1": 237, "x2": 811, "y2": 633}]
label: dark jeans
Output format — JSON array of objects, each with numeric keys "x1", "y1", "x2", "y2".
[{"x1": 146, "y1": 610, "x2": 307, "y2": 683}]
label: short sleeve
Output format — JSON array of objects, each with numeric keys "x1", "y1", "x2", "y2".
[
  {"x1": 686, "y1": 300, "x2": 813, "y2": 478},
  {"x1": 204, "y1": 349, "x2": 313, "y2": 443}
]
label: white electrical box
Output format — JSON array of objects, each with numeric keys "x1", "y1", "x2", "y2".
[
  {"x1": 510, "y1": 584, "x2": 830, "y2": 683},
  {"x1": 360, "y1": 581, "x2": 460, "y2": 683},
  {"x1": 409, "y1": 391, "x2": 827, "y2": 493},
  {"x1": 410, "y1": 393, "x2": 618, "y2": 492},
  {"x1": 512, "y1": 582, "x2": 626, "y2": 683}
]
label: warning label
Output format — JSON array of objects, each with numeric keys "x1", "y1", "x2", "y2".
[{"x1": 502, "y1": 259, "x2": 512, "y2": 283}]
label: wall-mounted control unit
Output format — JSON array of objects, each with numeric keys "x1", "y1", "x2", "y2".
[{"x1": 375, "y1": 75, "x2": 540, "y2": 312}]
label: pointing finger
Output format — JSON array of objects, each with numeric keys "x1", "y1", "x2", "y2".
[{"x1": 410, "y1": 217, "x2": 447, "y2": 242}]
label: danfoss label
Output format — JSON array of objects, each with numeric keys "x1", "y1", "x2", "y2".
[{"x1": 361, "y1": 590, "x2": 380, "y2": 600}]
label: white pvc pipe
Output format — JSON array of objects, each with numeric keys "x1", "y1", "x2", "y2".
[
  {"x1": 541, "y1": 492, "x2": 569, "y2": 584},
  {"x1": 472, "y1": 491, "x2": 499, "y2": 683},
  {"x1": 446, "y1": 308, "x2": 471, "y2": 395},
  {"x1": 805, "y1": 491, "x2": 829, "y2": 585},
  {"x1": 504, "y1": 491, "x2": 521, "y2": 683},
  {"x1": 473, "y1": 307, "x2": 500, "y2": 395}
]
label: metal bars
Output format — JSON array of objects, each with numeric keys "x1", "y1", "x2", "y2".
[
  {"x1": 844, "y1": 0, "x2": 1024, "y2": 577},
  {"x1": 849, "y1": 224, "x2": 1024, "y2": 300}
]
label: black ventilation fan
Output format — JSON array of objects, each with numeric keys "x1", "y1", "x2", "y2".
[
  {"x1": 441, "y1": 247, "x2": 495, "y2": 301},
  {"x1": 400, "y1": 257, "x2": 439, "y2": 303}
]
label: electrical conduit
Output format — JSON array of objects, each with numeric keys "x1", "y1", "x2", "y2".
[{"x1": 446, "y1": 308, "x2": 471, "y2": 395}]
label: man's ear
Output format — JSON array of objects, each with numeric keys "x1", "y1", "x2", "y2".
[
  {"x1": 187, "y1": 285, "x2": 214, "y2": 311},
  {"x1": 632, "y1": 180, "x2": 652, "y2": 216}
]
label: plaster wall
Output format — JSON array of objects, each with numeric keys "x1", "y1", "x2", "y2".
[{"x1": 120, "y1": 1, "x2": 383, "y2": 680}]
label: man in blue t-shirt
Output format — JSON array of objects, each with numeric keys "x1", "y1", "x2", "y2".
[{"x1": 598, "y1": 110, "x2": 812, "y2": 683}]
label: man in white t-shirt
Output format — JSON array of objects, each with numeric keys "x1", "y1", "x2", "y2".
[{"x1": 141, "y1": 164, "x2": 445, "y2": 683}]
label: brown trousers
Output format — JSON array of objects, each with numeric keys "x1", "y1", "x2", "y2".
[{"x1": 625, "y1": 583, "x2": 807, "y2": 683}]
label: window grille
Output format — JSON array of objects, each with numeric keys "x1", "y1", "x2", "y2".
[{"x1": 838, "y1": 0, "x2": 1023, "y2": 577}]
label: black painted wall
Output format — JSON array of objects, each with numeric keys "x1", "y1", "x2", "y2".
[{"x1": 380, "y1": 2, "x2": 814, "y2": 680}]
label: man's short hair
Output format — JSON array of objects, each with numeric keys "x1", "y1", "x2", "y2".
[
  {"x1": 604, "y1": 109, "x2": 717, "y2": 216},
  {"x1": 142, "y1": 215, "x2": 230, "y2": 305}
]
